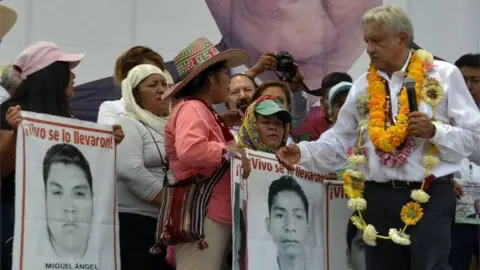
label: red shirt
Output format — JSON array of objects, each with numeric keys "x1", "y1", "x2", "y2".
[{"x1": 294, "y1": 106, "x2": 331, "y2": 141}]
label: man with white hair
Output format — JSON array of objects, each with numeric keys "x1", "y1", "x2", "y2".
[
  {"x1": 0, "y1": 64, "x2": 21, "y2": 104},
  {"x1": 276, "y1": 5, "x2": 480, "y2": 270}
]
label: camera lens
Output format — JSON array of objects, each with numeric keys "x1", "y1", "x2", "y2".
[{"x1": 276, "y1": 51, "x2": 296, "y2": 80}]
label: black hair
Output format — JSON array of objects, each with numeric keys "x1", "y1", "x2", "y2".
[
  {"x1": 319, "y1": 72, "x2": 353, "y2": 98},
  {"x1": 267, "y1": 176, "x2": 309, "y2": 220},
  {"x1": 252, "y1": 80, "x2": 292, "y2": 107},
  {"x1": 43, "y1": 143, "x2": 93, "y2": 193},
  {"x1": 0, "y1": 61, "x2": 72, "y2": 119},
  {"x1": 43, "y1": 143, "x2": 93, "y2": 256},
  {"x1": 412, "y1": 43, "x2": 445, "y2": 61},
  {"x1": 455, "y1": 54, "x2": 480, "y2": 69},
  {"x1": 174, "y1": 61, "x2": 228, "y2": 99}
]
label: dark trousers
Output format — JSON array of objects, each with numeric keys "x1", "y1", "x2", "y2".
[
  {"x1": 1, "y1": 203, "x2": 14, "y2": 270},
  {"x1": 364, "y1": 177, "x2": 455, "y2": 270},
  {"x1": 449, "y1": 223, "x2": 479, "y2": 270},
  {"x1": 119, "y1": 212, "x2": 174, "y2": 270}
]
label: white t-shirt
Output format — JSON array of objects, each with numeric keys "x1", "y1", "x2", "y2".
[
  {"x1": 97, "y1": 98, "x2": 125, "y2": 124},
  {"x1": 0, "y1": 85, "x2": 10, "y2": 105}
]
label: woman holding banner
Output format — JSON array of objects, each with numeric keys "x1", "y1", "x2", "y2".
[
  {"x1": 235, "y1": 94, "x2": 292, "y2": 267},
  {"x1": 115, "y1": 64, "x2": 174, "y2": 270},
  {"x1": 0, "y1": 41, "x2": 124, "y2": 270}
]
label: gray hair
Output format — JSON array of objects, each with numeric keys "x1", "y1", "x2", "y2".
[
  {"x1": 361, "y1": 5, "x2": 414, "y2": 48},
  {"x1": 0, "y1": 64, "x2": 21, "y2": 91}
]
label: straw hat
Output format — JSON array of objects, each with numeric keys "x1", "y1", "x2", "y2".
[
  {"x1": 0, "y1": 3, "x2": 17, "y2": 39},
  {"x1": 162, "y1": 37, "x2": 249, "y2": 100}
]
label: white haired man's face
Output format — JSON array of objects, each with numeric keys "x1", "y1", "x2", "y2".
[{"x1": 363, "y1": 22, "x2": 409, "y2": 73}]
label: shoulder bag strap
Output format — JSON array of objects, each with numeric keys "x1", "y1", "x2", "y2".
[{"x1": 140, "y1": 122, "x2": 170, "y2": 187}]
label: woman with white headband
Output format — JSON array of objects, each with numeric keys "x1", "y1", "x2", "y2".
[{"x1": 115, "y1": 64, "x2": 173, "y2": 270}]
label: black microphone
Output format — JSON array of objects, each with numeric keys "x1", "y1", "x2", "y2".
[{"x1": 404, "y1": 77, "x2": 417, "y2": 112}]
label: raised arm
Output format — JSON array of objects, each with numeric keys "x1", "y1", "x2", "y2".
[
  {"x1": 290, "y1": 90, "x2": 309, "y2": 131},
  {"x1": 428, "y1": 67, "x2": 480, "y2": 162}
]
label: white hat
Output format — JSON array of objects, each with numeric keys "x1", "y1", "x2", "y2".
[
  {"x1": 328, "y1": 81, "x2": 353, "y2": 107},
  {"x1": 0, "y1": 3, "x2": 17, "y2": 39}
]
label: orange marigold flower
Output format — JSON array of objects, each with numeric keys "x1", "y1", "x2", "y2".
[{"x1": 400, "y1": 202, "x2": 424, "y2": 225}]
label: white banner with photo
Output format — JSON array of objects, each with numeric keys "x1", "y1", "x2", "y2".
[
  {"x1": 455, "y1": 158, "x2": 480, "y2": 225},
  {"x1": 232, "y1": 150, "x2": 329, "y2": 270},
  {"x1": 323, "y1": 181, "x2": 356, "y2": 270},
  {"x1": 12, "y1": 111, "x2": 119, "y2": 270}
]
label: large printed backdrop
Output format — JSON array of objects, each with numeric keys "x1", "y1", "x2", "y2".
[
  {"x1": 12, "y1": 112, "x2": 119, "y2": 270},
  {"x1": 1, "y1": 0, "x2": 478, "y2": 120}
]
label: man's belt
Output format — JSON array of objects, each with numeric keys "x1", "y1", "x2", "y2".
[{"x1": 367, "y1": 174, "x2": 453, "y2": 189}]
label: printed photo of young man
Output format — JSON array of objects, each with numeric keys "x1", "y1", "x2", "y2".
[
  {"x1": 265, "y1": 176, "x2": 311, "y2": 270},
  {"x1": 42, "y1": 143, "x2": 94, "y2": 258}
]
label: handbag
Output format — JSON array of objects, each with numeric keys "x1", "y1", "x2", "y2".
[
  {"x1": 143, "y1": 122, "x2": 230, "y2": 253},
  {"x1": 152, "y1": 160, "x2": 230, "y2": 252}
]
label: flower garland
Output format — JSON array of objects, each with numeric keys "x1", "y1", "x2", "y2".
[
  {"x1": 367, "y1": 52, "x2": 423, "y2": 153},
  {"x1": 344, "y1": 49, "x2": 444, "y2": 246}
]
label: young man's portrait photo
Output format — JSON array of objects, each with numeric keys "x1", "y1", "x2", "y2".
[
  {"x1": 265, "y1": 176, "x2": 311, "y2": 270},
  {"x1": 43, "y1": 143, "x2": 94, "y2": 258}
]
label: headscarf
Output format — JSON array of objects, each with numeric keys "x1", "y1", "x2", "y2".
[
  {"x1": 121, "y1": 64, "x2": 168, "y2": 134},
  {"x1": 163, "y1": 69, "x2": 174, "y2": 85},
  {"x1": 237, "y1": 96, "x2": 290, "y2": 153}
]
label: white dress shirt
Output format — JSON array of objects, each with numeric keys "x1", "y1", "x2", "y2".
[
  {"x1": 297, "y1": 55, "x2": 480, "y2": 182},
  {"x1": 96, "y1": 98, "x2": 125, "y2": 125}
]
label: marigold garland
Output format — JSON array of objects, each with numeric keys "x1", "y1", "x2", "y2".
[
  {"x1": 344, "y1": 49, "x2": 445, "y2": 246},
  {"x1": 367, "y1": 52, "x2": 424, "y2": 153}
]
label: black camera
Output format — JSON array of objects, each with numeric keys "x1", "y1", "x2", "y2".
[{"x1": 275, "y1": 51, "x2": 296, "y2": 81}]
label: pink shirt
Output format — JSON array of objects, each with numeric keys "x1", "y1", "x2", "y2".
[{"x1": 164, "y1": 99, "x2": 234, "y2": 224}]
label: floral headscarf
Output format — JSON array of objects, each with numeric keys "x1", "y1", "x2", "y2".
[{"x1": 237, "y1": 96, "x2": 291, "y2": 153}]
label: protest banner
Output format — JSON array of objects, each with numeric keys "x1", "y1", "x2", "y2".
[
  {"x1": 455, "y1": 159, "x2": 480, "y2": 225},
  {"x1": 232, "y1": 150, "x2": 328, "y2": 270},
  {"x1": 232, "y1": 158, "x2": 248, "y2": 270},
  {"x1": 12, "y1": 111, "x2": 119, "y2": 270},
  {"x1": 323, "y1": 180, "x2": 355, "y2": 270}
]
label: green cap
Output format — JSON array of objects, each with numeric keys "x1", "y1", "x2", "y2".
[{"x1": 255, "y1": 100, "x2": 292, "y2": 123}]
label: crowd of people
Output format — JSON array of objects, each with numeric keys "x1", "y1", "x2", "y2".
[{"x1": 1, "y1": 2, "x2": 479, "y2": 270}]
